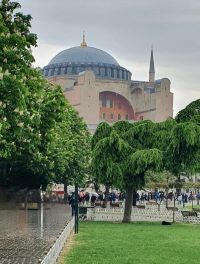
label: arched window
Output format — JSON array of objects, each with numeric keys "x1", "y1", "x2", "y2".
[
  {"x1": 111, "y1": 68, "x2": 114, "y2": 78},
  {"x1": 110, "y1": 100, "x2": 113, "y2": 108},
  {"x1": 117, "y1": 69, "x2": 120, "y2": 78},
  {"x1": 49, "y1": 68, "x2": 55, "y2": 76},
  {"x1": 57, "y1": 67, "x2": 61, "y2": 75},
  {"x1": 102, "y1": 113, "x2": 106, "y2": 119},
  {"x1": 61, "y1": 67, "x2": 65, "y2": 75},
  {"x1": 72, "y1": 67, "x2": 77, "y2": 75},
  {"x1": 106, "y1": 99, "x2": 110, "y2": 108},
  {"x1": 122, "y1": 70, "x2": 124, "y2": 79},
  {"x1": 100, "y1": 67, "x2": 105, "y2": 77},
  {"x1": 105, "y1": 67, "x2": 108, "y2": 77},
  {"x1": 102, "y1": 96, "x2": 107, "y2": 107},
  {"x1": 67, "y1": 66, "x2": 72, "y2": 75}
]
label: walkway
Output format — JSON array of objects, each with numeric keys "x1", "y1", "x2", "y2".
[{"x1": 0, "y1": 204, "x2": 72, "y2": 264}]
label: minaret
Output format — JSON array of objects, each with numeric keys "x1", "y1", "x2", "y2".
[
  {"x1": 149, "y1": 47, "x2": 155, "y2": 82},
  {"x1": 80, "y1": 31, "x2": 87, "y2": 48}
]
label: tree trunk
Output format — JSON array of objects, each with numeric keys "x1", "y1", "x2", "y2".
[
  {"x1": 94, "y1": 182, "x2": 100, "y2": 193},
  {"x1": 123, "y1": 187, "x2": 133, "y2": 223},
  {"x1": 64, "y1": 182, "x2": 68, "y2": 203},
  {"x1": 0, "y1": 160, "x2": 9, "y2": 184},
  {"x1": 103, "y1": 184, "x2": 110, "y2": 208},
  {"x1": 132, "y1": 188, "x2": 137, "y2": 206}
]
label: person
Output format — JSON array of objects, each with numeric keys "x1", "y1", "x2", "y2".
[
  {"x1": 155, "y1": 191, "x2": 160, "y2": 203},
  {"x1": 197, "y1": 193, "x2": 200, "y2": 205},
  {"x1": 177, "y1": 194, "x2": 182, "y2": 205},
  {"x1": 69, "y1": 193, "x2": 75, "y2": 216},
  {"x1": 91, "y1": 194, "x2": 96, "y2": 206},
  {"x1": 84, "y1": 192, "x2": 90, "y2": 205}
]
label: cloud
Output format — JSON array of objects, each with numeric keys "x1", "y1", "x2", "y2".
[{"x1": 17, "y1": 0, "x2": 200, "y2": 115}]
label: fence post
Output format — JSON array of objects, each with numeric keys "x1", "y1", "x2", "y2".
[
  {"x1": 75, "y1": 183, "x2": 79, "y2": 234},
  {"x1": 173, "y1": 194, "x2": 176, "y2": 223}
]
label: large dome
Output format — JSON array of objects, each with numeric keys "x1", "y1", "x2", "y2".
[
  {"x1": 49, "y1": 46, "x2": 120, "y2": 66},
  {"x1": 43, "y1": 39, "x2": 131, "y2": 81}
]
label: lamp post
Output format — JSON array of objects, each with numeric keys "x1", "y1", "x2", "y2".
[
  {"x1": 191, "y1": 192, "x2": 194, "y2": 210},
  {"x1": 74, "y1": 183, "x2": 79, "y2": 234},
  {"x1": 173, "y1": 192, "x2": 176, "y2": 223}
]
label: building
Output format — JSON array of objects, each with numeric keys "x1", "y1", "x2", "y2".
[{"x1": 43, "y1": 34, "x2": 173, "y2": 132}]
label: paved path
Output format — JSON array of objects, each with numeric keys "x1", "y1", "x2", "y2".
[{"x1": 0, "y1": 204, "x2": 72, "y2": 264}]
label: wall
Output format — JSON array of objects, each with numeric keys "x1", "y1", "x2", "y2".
[
  {"x1": 78, "y1": 71, "x2": 99, "y2": 125},
  {"x1": 155, "y1": 78, "x2": 173, "y2": 121},
  {"x1": 46, "y1": 72, "x2": 173, "y2": 128},
  {"x1": 99, "y1": 91, "x2": 134, "y2": 122}
]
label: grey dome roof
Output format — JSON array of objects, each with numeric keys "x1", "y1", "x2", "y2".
[
  {"x1": 43, "y1": 44, "x2": 132, "y2": 81},
  {"x1": 48, "y1": 46, "x2": 119, "y2": 66}
]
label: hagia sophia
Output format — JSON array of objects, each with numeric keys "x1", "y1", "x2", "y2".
[{"x1": 43, "y1": 34, "x2": 173, "y2": 132}]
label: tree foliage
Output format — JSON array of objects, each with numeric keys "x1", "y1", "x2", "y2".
[
  {"x1": 176, "y1": 99, "x2": 200, "y2": 125},
  {"x1": 145, "y1": 170, "x2": 176, "y2": 189},
  {"x1": 91, "y1": 122, "x2": 112, "y2": 150},
  {"x1": 92, "y1": 121, "x2": 164, "y2": 222},
  {"x1": 92, "y1": 129, "x2": 131, "y2": 188},
  {"x1": 92, "y1": 107, "x2": 200, "y2": 222},
  {"x1": 174, "y1": 100, "x2": 200, "y2": 173},
  {"x1": 0, "y1": 0, "x2": 90, "y2": 189}
]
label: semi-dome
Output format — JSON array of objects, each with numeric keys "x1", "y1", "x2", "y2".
[
  {"x1": 43, "y1": 35, "x2": 131, "y2": 81},
  {"x1": 49, "y1": 46, "x2": 120, "y2": 66}
]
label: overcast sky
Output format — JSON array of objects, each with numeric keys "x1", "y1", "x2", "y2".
[{"x1": 17, "y1": 0, "x2": 200, "y2": 115}]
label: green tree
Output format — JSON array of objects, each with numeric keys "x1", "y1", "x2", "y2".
[
  {"x1": 92, "y1": 121, "x2": 164, "y2": 222},
  {"x1": 176, "y1": 99, "x2": 200, "y2": 125},
  {"x1": 0, "y1": 0, "x2": 90, "y2": 189},
  {"x1": 54, "y1": 107, "x2": 91, "y2": 199},
  {"x1": 91, "y1": 122, "x2": 114, "y2": 198},
  {"x1": 92, "y1": 127, "x2": 130, "y2": 205},
  {"x1": 175, "y1": 100, "x2": 200, "y2": 174},
  {"x1": 145, "y1": 170, "x2": 176, "y2": 189},
  {"x1": 168, "y1": 122, "x2": 200, "y2": 176},
  {"x1": 92, "y1": 117, "x2": 200, "y2": 222},
  {"x1": 0, "y1": 0, "x2": 42, "y2": 184},
  {"x1": 120, "y1": 121, "x2": 163, "y2": 222}
]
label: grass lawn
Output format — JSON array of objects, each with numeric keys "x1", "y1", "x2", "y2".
[
  {"x1": 64, "y1": 221, "x2": 200, "y2": 264},
  {"x1": 183, "y1": 204, "x2": 200, "y2": 210}
]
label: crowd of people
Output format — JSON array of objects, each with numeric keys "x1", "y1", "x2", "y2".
[
  {"x1": 68, "y1": 191, "x2": 125, "y2": 206},
  {"x1": 137, "y1": 191, "x2": 200, "y2": 206},
  {"x1": 68, "y1": 190, "x2": 200, "y2": 208},
  {"x1": 66, "y1": 189, "x2": 200, "y2": 216}
]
